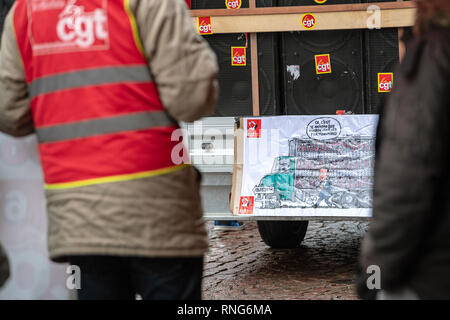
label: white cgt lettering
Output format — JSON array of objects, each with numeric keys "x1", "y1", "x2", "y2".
[
  {"x1": 227, "y1": 1, "x2": 240, "y2": 9},
  {"x1": 379, "y1": 81, "x2": 392, "y2": 91},
  {"x1": 317, "y1": 63, "x2": 330, "y2": 72},
  {"x1": 233, "y1": 56, "x2": 246, "y2": 64},
  {"x1": 303, "y1": 18, "x2": 314, "y2": 28},
  {"x1": 57, "y1": 9, "x2": 107, "y2": 48},
  {"x1": 199, "y1": 24, "x2": 211, "y2": 33}
]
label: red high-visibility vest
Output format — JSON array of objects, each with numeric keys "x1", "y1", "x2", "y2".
[{"x1": 13, "y1": 0, "x2": 188, "y2": 190}]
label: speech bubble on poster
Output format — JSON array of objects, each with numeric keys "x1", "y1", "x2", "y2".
[{"x1": 306, "y1": 117, "x2": 342, "y2": 141}]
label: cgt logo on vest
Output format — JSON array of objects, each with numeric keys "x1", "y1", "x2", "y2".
[
  {"x1": 197, "y1": 17, "x2": 212, "y2": 35},
  {"x1": 226, "y1": 0, "x2": 242, "y2": 9},
  {"x1": 301, "y1": 13, "x2": 317, "y2": 30},
  {"x1": 231, "y1": 47, "x2": 246, "y2": 66},
  {"x1": 378, "y1": 73, "x2": 393, "y2": 93},
  {"x1": 56, "y1": 0, "x2": 108, "y2": 48},
  {"x1": 315, "y1": 54, "x2": 332, "y2": 74}
]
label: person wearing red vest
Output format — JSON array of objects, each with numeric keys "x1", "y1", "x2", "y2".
[{"x1": 0, "y1": 0, "x2": 218, "y2": 299}]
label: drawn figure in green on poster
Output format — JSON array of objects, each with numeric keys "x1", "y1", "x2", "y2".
[{"x1": 260, "y1": 156, "x2": 295, "y2": 201}]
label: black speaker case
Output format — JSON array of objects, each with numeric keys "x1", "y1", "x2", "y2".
[
  {"x1": 191, "y1": 0, "x2": 281, "y2": 116},
  {"x1": 363, "y1": 0, "x2": 400, "y2": 114},
  {"x1": 279, "y1": 0, "x2": 366, "y2": 116}
]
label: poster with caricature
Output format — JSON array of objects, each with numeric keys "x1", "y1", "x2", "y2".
[{"x1": 237, "y1": 115, "x2": 379, "y2": 218}]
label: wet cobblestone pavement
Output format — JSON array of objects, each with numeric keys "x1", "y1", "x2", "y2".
[{"x1": 202, "y1": 221, "x2": 369, "y2": 300}]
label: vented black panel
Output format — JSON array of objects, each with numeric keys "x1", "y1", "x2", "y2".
[
  {"x1": 279, "y1": 0, "x2": 365, "y2": 115},
  {"x1": 364, "y1": 0, "x2": 399, "y2": 113},
  {"x1": 191, "y1": 0, "x2": 280, "y2": 116}
]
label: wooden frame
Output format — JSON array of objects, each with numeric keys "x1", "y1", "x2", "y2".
[
  {"x1": 230, "y1": 119, "x2": 244, "y2": 215},
  {"x1": 249, "y1": 0, "x2": 260, "y2": 116},
  {"x1": 191, "y1": 2, "x2": 416, "y2": 33},
  {"x1": 192, "y1": 1, "x2": 414, "y2": 115}
]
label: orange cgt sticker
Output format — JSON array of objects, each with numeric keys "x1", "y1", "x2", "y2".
[
  {"x1": 315, "y1": 54, "x2": 332, "y2": 74},
  {"x1": 231, "y1": 47, "x2": 246, "y2": 66},
  {"x1": 378, "y1": 73, "x2": 393, "y2": 93},
  {"x1": 301, "y1": 13, "x2": 317, "y2": 30},
  {"x1": 197, "y1": 17, "x2": 213, "y2": 35}
]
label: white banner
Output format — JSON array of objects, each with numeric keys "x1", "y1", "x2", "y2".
[{"x1": 238, "y1": 115, "x2": 379, "y2": 218}]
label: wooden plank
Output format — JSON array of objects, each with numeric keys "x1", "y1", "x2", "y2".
[
  {"x1": 251, "y1": 34, "x2": 259, "y2": 116},
  {"x1": 249, "y1": 0, "x2": 260, "y2": 116},
  {"x1": 398, "y1": 28, "x2": 405, "y2": 63},
  {"x1": 230, "y1": 119, "x2": 244, "y2": 215},
  {"x1": 397, "y1": 1, "x2": 406, "y2": 63},
  {"x1": 190, "y1": 1, "x2": 416, "y2": 17},
  {"x1": 192, "y1": 7, "x2": 416, "y2": 33}
]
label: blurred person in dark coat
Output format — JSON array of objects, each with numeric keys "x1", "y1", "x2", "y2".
[
  {"x1": 0, "y1": 243, "x2": 9, "y2": 288},
  {"x1": 357, "y1": 0, "x2": 450, "y2": 300}
]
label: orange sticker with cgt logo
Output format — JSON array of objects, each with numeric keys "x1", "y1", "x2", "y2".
[
  {"x1": 231, "y1": 47, "x2": 246, "y2": 66},
  {"x1": 226, "y1": 0, "x2": 242, "y2": 9},
  {"x1": 197, "y1": 17, "x2": 213, "y2": 35},
  {"x1": 315, "y1": 54, "x2": 332, "y2": 74},
  {"x1": 301, "y1": 13, "x2": 317, "y2": 30},
  {"x1": 239, "y1": 196, "x2": 254, "y2": 214},
  {"x1": 378, "y1": 73, "x2": 393, "y2": 93}
]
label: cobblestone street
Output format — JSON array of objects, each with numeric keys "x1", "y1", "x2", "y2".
[{"x1": 203, "y1": 221, "x2": 369, "y2": 300}]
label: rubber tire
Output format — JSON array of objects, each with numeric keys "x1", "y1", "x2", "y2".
[{"x1": 257, "y1": 220, "x2": 309, "y2": 248}]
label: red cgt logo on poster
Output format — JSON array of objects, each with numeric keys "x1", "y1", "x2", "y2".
[
  {"x1": 239, "y1": 196, "x2": 254, "y2": 214},
  {"x1": 247, "y1": 119, "x2": 261, "y2": 138}
]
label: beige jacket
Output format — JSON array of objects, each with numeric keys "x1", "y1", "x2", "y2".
[{"x1": 0, "y1": 0, "x2": 218, "y2": 262}]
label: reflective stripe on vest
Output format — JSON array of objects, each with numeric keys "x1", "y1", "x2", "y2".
[
  {"x1": 44, "y1": 164, "x2": 191, "y2": 190},
  {"x1": 29, "y1": 65, "x2": 152, "y2": 99},
  {"x1": 36, "y1": 110, "x2": 176, "y2": 144}
]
